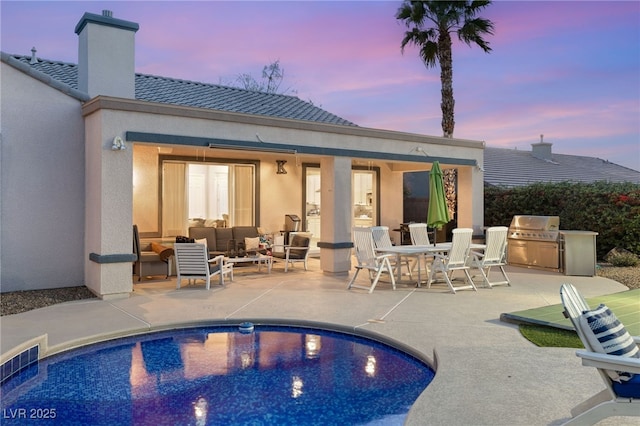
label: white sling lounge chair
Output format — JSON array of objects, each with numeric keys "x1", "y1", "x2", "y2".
[
  {"x1": 470, "y1": 226, "x2": 510, "y2": 288},
  {"x1": 371, "y1": 225, "x2": 413, "y2": 280},
  {"x1": 408, "y1": 223, "x2": 431, "y2": 246},
  {"x1": 348, "y1": 227, "x2": 396, "y2": 293},
  {"x1": 559, "y1": 284, "x2": 640, "y2": 425},
  {"x1": 408, "y1": 222, "x2": 434, "y2": 279},
  {"x1": 174, "y1": 243, "x2": 233, "y2": 290},
  {"x1": 427, "y1": 228, "x2": 476, "y2": 294}
]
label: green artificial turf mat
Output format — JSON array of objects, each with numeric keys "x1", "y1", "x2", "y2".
[{"x1": 502, "y1": 288, "x2": 640, "y2": 335}]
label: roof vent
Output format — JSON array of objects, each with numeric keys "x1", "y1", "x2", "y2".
[
  {"x1": 29, "y1": 47, "x2": 38, "y2": 65},
  {"x1": 531, "y1": 134, "x2": 553, "y2": 161},
  {"x1": 102, "y1": 10, "x2": 113, "y2": 18}
]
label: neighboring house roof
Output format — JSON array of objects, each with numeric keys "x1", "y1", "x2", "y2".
[
  {"x1": 484, "y1": 146, "x2": 640, "y2": 186},
  {"x1": 4, "y1": 53, "x2": 357, "y2": 126}
]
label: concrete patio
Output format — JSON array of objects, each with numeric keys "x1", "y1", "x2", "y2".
[{"x1": 1, "y1": 260, "x2": 635, "y2": 425}]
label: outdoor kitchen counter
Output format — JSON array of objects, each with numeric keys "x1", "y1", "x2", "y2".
[{"x1": 559, "y1": 230, "x2": 599, "y2": 276}]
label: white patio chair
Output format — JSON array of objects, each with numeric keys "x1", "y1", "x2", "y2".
[
  {"x1": 408, "y1": 223, "x2": 434, "y2": 280},
  {"x1": 174, "y1": 243, "x2": 233, "y2": 290},
  {"x1": 408, "y1": 223, "x2": 431, "y2": 245},
  {"x1": 559, "y1": 284, "x2": 640, "y2": 425},
  {"x1": 427, "y1": 228, "x2": 477, "y2": 293},
  {"x1": 371, "y1": 226, "x2": 413, "y2": 280},
  {"x1": 470, "y1": 226, "x2": 510, "y2": 288},
  {"x1": 347, "y1": 227, "x2": 396, "y2": 293}
]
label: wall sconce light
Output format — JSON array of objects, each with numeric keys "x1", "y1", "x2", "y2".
[
  {"x1": 276, "y1": 160, "x2": 287, "y2": 174},
  {"x1": 409, "y1": 146, "x2": 428, "y2": 156},
  {"x1": 111, "y1": 136, "x2": 126, "y2": 151}
]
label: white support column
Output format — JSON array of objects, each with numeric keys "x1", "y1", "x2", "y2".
[
  {"x1": 318, "y1": 156, "x2": 352, "y2": 275},
  {"x1": 84, "y1": 114, "x2": 135, "y2": 299},
  {"x1": 456, "y1": 165, "x2": 484, "y2": 236}
]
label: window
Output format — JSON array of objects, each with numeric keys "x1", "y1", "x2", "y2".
[{"x1": 161, "y1": 160, "x2": 256, "y2": 237}]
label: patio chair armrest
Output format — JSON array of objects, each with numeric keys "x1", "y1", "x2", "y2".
[
  {"x1": 633, "y1": 336, "x2": 640, "y2": 345},
  {"x1": 576, "y1": 350, "x2": 640, "y2": 375},
  {"x1": 469, "y1": 250, "x2": 484, "y2": 260},
  {"x1": 375, "y1": 253, "x2": 396, "y2": 261},
  {"x1": 208, "y1": 255, "x2": 225, "y2": 264}
]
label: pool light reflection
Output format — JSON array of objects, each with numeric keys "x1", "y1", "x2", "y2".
[
  {"x1": 291, "y1": 375, "x2": 304, "y2": 398},
  {"x1": 305, "y1": 335, "x2": 321, "y2": 359},
  {"x1": 193, "y1": 396, "x2": 208, "y2": 426},
  {"x1": 365, "y1": 355, "x2": 377, "y2": 377}
]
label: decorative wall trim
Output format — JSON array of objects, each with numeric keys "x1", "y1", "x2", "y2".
[
  {"x1": 1, "y1": 335, "x2": 47, "y2": 386},
  {"x1": 89, "y1": 253, "x2": 137, "y2": 263},
  {"x1": 317, "y1": 242, "x2": 354, "y2": 249}
]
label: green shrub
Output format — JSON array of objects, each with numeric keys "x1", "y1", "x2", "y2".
[
  {"x1": 607, "y1": 252, "x2": 639, "y2": 267},
  {"x1": 485, "y1": 182, "x2": 640, "y2": 260}
]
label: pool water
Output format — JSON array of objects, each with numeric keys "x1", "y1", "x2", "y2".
[{"x1": 1, "y1": 325, "x2": 434, "y2": 425}]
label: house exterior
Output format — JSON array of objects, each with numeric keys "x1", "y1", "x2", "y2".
[
  {"x1": 1, "y1": 10, "x2": 485, "y2": 297},
  {"x1": 484, "y1": 139, "x2": 640, "y2": 187}
]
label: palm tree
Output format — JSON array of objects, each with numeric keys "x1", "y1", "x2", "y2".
[{"x1": 396, "y1": 1, "x2": 494, "y2": 138}]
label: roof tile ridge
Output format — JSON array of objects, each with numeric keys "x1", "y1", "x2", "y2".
[
  {"x1": 1, "y1": 51, "x2": 89, "y2": 101},
  {"x1": 6, "y1": 53, "x2": 78, "y2": 67},
  {"x1": 485, "y1": 146, "x2": 524, "y2": 152}
]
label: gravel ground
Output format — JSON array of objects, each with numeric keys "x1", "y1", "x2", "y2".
[
  {"x1": 596, "y1": 264, "x2": 639, "y2": 290},
  {"x1": 1, "y1": 286, "x2": 97, "y2": 316},
  {"x1": 1, "y1": 265, "x2": 638, "y2": 317}
]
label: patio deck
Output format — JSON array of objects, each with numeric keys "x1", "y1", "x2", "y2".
[{"x1": 1, "y1": 260, "x2": 635, "y2": 425}]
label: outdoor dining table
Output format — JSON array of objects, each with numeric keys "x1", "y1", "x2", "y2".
[{"x1": 376, "y1": 243, "x2": 486, "y2": 287}]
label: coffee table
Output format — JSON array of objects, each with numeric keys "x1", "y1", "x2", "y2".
[{"x1": 226, "y1": 254, "x2": 273, "y2": 273}]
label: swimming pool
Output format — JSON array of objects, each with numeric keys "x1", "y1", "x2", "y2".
[{"x1": 1, "y1": 324, "x2": 434, "y2": 425}]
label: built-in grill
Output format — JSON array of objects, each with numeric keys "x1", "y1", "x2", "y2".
[{"x1": 507, "y1": 215, "x2": 560, "y2": 271}]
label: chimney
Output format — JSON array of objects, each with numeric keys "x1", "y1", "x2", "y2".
[
  {"x1": 531, "y1": 134, "x2": 553, "y2": 161},
  {"x1": 74, "y1": 10, "x2": 139, "y2": 98}
]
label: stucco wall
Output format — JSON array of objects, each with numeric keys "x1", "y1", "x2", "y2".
[
  {"x1": 1, "y1": 64, "x2": 85, "y2": 292},
  {"x1": 132, "y1": 145, "x2": 159, "y2": 233}
]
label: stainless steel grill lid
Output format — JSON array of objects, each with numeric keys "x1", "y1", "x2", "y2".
[
  {"x1": 508, "y1": 215, "x2": 559, "y2": 242},
  {"x1": 507, "y1": 215, "x2": 560, "y2": 271}
]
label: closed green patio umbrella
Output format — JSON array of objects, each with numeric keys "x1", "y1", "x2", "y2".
[{"x1": 427, "y1": 161, "x2": 450, "y2": 244}]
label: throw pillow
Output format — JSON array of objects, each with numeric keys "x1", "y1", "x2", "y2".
[
  {"x1": 245, "y1": 237, "x2": 261, "y2": 251},
  {"x1": 195, "y1": 238, "x2": 208, "y2": 249},
  {"x1": 579, "y1": 303, "x2": 639, "y2": 382}
]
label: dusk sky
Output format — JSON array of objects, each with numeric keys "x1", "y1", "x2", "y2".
[{"x1": 2, "y1": 1, "x2": 639, "y2": 171}]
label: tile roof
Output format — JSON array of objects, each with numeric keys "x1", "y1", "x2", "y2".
[
  {"x1": 4, "y1": 53, "x2": 638, "y2": 185},
  {"x1": 6, "y1": 54, "x2": 357, "y2": 126},
  {"x1": 484, "y1": 147, "x2": 640, "y2": 186}
]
